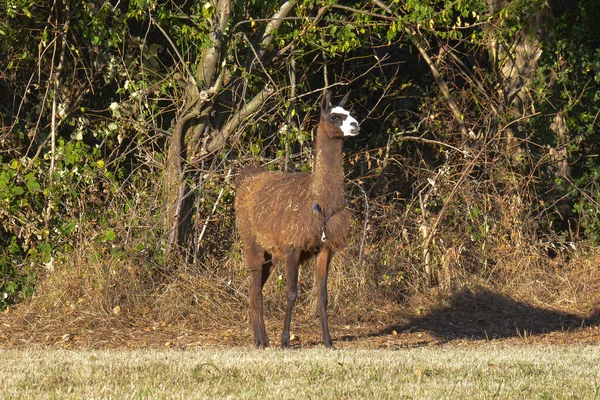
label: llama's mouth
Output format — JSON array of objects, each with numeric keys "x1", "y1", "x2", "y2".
[{"x1": 347, "y1": 126, "x2": 360, "y2": 136}]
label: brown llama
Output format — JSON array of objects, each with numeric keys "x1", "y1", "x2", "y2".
[{"x1": 235, "y1": 91, "x2": 360, "y2": 348}]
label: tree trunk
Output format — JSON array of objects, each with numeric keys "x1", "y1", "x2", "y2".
[
  {"x1": 164, "y1": 0, "x2": 231, "y2": 258},
  {"x1": 164, "y1": 0, "x2": 296, "y2": 259},
  {"x1": 485, "y1": 0, "x2": 549, "y2": 164}
]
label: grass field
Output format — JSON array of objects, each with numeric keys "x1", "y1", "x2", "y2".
[{"x1": 2, "y1": 345, "x2": 600, "y2": 399}]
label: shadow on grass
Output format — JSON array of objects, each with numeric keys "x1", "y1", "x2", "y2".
[{"x1": 376, "y1": 287, "x2": 600, "y2": 341}]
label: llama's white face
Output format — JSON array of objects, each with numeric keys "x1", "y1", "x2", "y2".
[{"x1": 330, "y1": 106, "x2": 360, "y2": 137}]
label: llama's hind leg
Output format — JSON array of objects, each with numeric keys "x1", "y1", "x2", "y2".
[
  {"x1": 316, "y1": 247, "x2": 334, "y2": 348},
  {"x1": 281, "y1": 248, "x2": 301, "y2": 348},
  {"x1": 245, "y1": 241, "x2": 272, "y2": 349}
]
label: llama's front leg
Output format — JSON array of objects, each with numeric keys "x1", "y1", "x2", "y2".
[
  {"x1": 249, "y1": 268, "x2": 269, "y2": 348},
  {"x1": 281, "y1": 249, "x2": 301, "y2": 348},
  {"x1": 316, "y1": 247, "x2": 334, "y2": 348},
  {"x1": 246, "y1": 243, "x2": 272, "y2": 349}
]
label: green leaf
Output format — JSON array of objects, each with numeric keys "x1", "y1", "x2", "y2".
[
  {"x1": 26, "y1": 177, "x2": 40, "y2": 193},
  {"x1": 60, "y1": 221, "x2": 78, "y2": 236},
  {"x1": 249, "y1": 143, "x2": 261, "y2": 156},
  {"x1": 202, "y1": 2, "x2": 215, "y2": 19},
  {"x1": 37, "y1": 243, "x2": 53, "y2": 262},
  {"x1": 105, "y1": 228, "x2": 116, "y2": 241}
]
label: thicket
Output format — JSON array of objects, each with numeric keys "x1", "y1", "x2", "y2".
[{"x1": 1, "y1": 0, "x2": 599, "y2": 324}]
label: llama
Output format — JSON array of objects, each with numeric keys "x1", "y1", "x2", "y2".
[{"x1": 235, "y1": 91, "x2": 360, "y2": 348}]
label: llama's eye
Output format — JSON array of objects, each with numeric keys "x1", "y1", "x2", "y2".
[{"x1": 331, "y1": 115, "x2": 339, "y2": 122}]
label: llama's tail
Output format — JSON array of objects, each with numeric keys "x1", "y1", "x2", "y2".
[{"x1": 235, "y1": 165, "x2": 266, "y2": 186}]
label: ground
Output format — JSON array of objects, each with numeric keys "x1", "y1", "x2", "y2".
[{"x1": 2, "y1": 290, "x2": 600, "y2": 350}]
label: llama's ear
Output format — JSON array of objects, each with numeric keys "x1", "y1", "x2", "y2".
[
  {"x1": 321, "y1": 91, "x2": 332, "y2": 114},
  {"x1": 338, "y1": 91, "x2": 351, "y2": 108}
]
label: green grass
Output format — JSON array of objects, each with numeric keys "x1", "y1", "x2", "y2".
[{"x1": 2, "y1": 345, "x2": 600, "y2": 399}]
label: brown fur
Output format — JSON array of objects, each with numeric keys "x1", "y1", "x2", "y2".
[
  {"x1": 235, "y1": 171, "x2": 352, "y2": 254},
  {"x1": 234, "y1": 92, "x2": 358, "y2": 348}
]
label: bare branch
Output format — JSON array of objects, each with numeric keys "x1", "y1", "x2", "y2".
[
  {"x1": 190, "y1": 68, "x2": 226, "y2": 151},
  {"x1": 349, "y1": 180, "x2": 370, "y2": 270},
  {"x1": 248, "y1": 0, "x2": 298, "y2": 71},
  {"x1": 371, "y1": 0, "x2": 392, "y2": 14},
  {"x1": 50, "y1": 2, "x2": 68, "y2": 177},
  {"x1": 151, "y1": 13, "x2": 198, "y2": 90},
  {"x1": 333, "y1": 3, "x2": 396, "y2": 21},
  {"x1": 278, "y1": 6, "x2": 327, "y2": 56},
  {"x1": 421, "y1": 144, "x2": 487, "y2": 260},
  {"x1": 257, "y1": 0, "x2": 297, "y2": 59},
  {"x1": 198, "y1": 0, "x2": 231, "y2": 89},
  {"x1": 197, "y1": 167, "x2": 233, "y2": 246},
  {"x1": 243, "y1": 32, "x2": 277, "y2": 88},
  {"x1": 285, "y1": 57, "x2": 296, "y2": 171},
  {"x1": 205, "y1": 87, "x2": 275, "y2": 153},
  {"x1": 405, "y1": 26, "x2": 469, "y2": 139},
  {"x1": 360, "y1": 2, "x2": 469, "y2": 139}
]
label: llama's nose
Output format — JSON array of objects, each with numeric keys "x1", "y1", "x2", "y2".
[{"x1": 350, "y1": 121, "x2": 360, "y2": 133}]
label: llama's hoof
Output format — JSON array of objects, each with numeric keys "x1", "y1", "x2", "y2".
[
  {"x1": 281, "y1": 331, "x2": 292, "y2": 348},
  {"x1": 254, "y1": 338, "x2": 269, "y2": 349}
]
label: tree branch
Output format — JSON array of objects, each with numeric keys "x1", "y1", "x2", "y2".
[
  {"x1": 205, "y1": 87, "x2": 274, "y2": 153},
  {"x1": 198, "y1": 0, "x2": 231, "y2": 89},
  {"x1": 257, "y1": 0, "x2": 297, "y2": 59},
  {"x1": 50, "y1": 9, "x2": 68, "y2": 178},
  {"x1": 151, "y1": 13, "x2": 198, "y2": 90},
  {"x1": 247, "y1": 0, "x2": 298, "y2": 71},
  {"x1": 364, "y1": 2, "x2": 469, "y2": 139},
  {"x1": 405, "y1": 26, "x2": 468, "y2": 139}
]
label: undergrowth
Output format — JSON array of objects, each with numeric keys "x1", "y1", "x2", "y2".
[{"x1": 7, "y1": 200, "x2": 599, "y2": 339}]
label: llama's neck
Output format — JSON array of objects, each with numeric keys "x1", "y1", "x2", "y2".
[{"x1": 311, "y1": 123, "x2": 346, "y2": 212}]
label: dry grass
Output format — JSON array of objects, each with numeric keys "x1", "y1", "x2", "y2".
[
  {"x1": 2, "y1": 189, "x2": 600, "y2": 351},
  {"x1": 2, "y1": 236, "x2": 599, "y2": 352},
  {"x1": 2, "y1": 345, "x2": 600, "y2": 399}
]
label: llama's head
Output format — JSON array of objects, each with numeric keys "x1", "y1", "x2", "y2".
[{"x1": 320, "y1": 91, "x2": 360, "y2": 139}]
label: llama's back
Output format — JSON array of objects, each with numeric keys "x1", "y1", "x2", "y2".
[
  {"x1": 235, "y1": 170, "x2": 348, "y2": 254},
  {"x1": 235, "y1": 165, "x2": 267, "y2": 186}
]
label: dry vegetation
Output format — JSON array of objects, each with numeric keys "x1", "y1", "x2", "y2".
[{"x1": 2, "y1": 215, "x2": 600, "y2": 349}]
